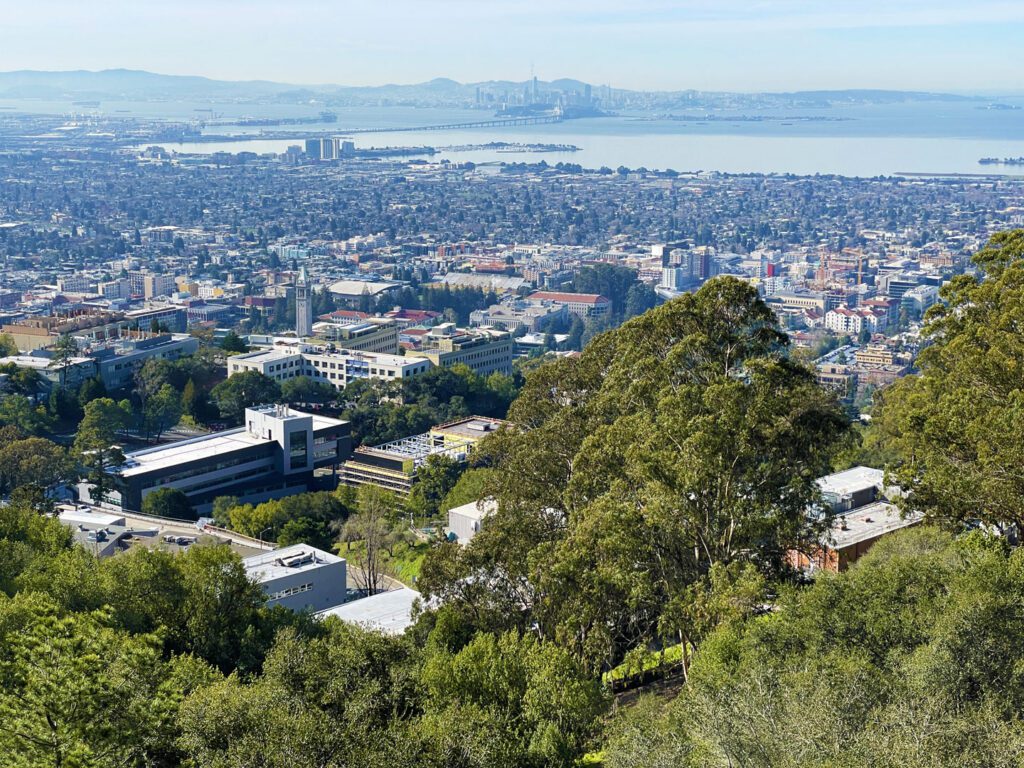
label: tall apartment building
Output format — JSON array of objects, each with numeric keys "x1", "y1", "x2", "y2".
[
  {"x1": 98, "y1": 278, "x2": 130, "y2": 299},
  {"x1": 824, "y1": 307, "x2": 885, "y2": 336},
  {"x1": 405, "y1": 324, "x2": 513, "y2": 377},
  {"x1": 127, "y1": 271, "x2": 177, "y2": 299},
  {"x1": 305, "y1": 138, "x2": 334, "y2": 160},
  {"x1": 144, "y1": 273, "x2": 177, "y2": 299},
  {"x1": 57, "y1": 274, "x2": 93, "y2": 293}
]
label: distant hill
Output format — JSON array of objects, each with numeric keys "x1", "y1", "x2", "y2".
[
  {"x1": 0, "y1": 69, "x2": 982, "y2": 106},
  {"x1": 0, "y1": 69, "x2": 289, "y2": 99}
]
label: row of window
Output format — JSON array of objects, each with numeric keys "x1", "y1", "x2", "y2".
[
  {"x1": 143, "y1": 453, "x2": 269, "y2": 489},
  {"x1": 268, "y1": 583, "x2": 313, "y2": 601}
]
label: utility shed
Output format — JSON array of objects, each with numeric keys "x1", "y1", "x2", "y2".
[
  {"x1": 447, "y1": 498, "x2": 497, "y2": 544},
  {"x1": 816, "y1": 466, "x2": 886, "y2": 513}
]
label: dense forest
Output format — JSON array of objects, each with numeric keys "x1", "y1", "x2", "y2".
[{"x1": 2, "y1": 231, "x2": 1024, "y2": 766}]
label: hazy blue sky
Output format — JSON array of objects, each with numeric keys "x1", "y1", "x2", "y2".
[{"x1": 2, "y1": 0, "x2": 1022, "y2": 91}]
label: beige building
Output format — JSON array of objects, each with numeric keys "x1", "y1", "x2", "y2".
[
  {"x1": 406, "y1": 324, "x2": 513, "y2": 377},
  {"x1": 854, "y1": 344, "x2": 896, "y2": 368},
  {"x1": 312, "y1": 318, "x2": 399, "y2": 354},
  {"x1": 525, "y1": 291, "x2": 612, "y2": 318},
  {"x1": 341, "y1": 416, "x2": 506, "y2": 496}
]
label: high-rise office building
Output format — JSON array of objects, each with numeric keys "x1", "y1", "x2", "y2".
[{"x1": 295, "y1": 266, "x2": 312, "y2": 338}]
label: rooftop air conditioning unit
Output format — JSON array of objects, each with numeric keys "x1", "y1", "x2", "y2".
[{"x1": 278, "y1": 552, "x2": 316, "y2": 568}]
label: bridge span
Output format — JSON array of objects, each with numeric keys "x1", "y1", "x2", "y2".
[{"x1": 338, "y1": 114, "x2": 563, "y2": 134}]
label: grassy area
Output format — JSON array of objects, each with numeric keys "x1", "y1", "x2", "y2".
[
  {"x1": 334, "y1": 538, "x2": 432, "y2": 587},
  {"x1": 389, "y1": 540, "x2": 430, "y2": 585},
  {"x1": 603, "y1": 643, "x2": 684, "y2": 684}
]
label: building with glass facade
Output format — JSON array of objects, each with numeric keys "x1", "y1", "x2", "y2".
[{"x1": 103, "y1": 405, "x2": 351, "y2": 514}]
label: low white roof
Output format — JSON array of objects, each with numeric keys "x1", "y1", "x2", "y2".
[
  {"x1": 243, "y1": 544, "x2": 345, "y2": 583},
  {"x1": 447, "y1": 498, "x2": 498, "y2": 522},
  {"x1": 327, "y1": 280, "x2": 399, "y2": 297},
  {"x1": 317, "y1": 587, "x2": 421, "y2": 634},
  {"x1": 0, "y1": 355, "x2": 92, "y2": 369},
  {"x1": 57, "y1": 507, "x2": 125, "y2": 528},
  {"x1": 232, "y1": 348, "x2": 301, "y2": 364},
  {"x1": 828, "y1": 502, "x2": 922, "y2": 549},
  {"x1": 120, "y1": 428, "x2": 268, "y2": 476},
  {"x1": 817, "y1": 466, "x2": 884, "y2": 498}
]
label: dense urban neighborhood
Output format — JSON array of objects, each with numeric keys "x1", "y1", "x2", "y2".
[{"x1": 3, "y1": 57, "x2": 1024, "y2": 767}]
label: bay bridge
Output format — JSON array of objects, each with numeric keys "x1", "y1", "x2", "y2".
[{"x1": 337, "y1": 114, "x2": 563, "y2": 134}]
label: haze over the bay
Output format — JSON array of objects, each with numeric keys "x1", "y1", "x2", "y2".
[{"x1": 2, "y1": 0, "x2": 1023, "y2": 92}]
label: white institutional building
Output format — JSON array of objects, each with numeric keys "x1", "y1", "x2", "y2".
[{"x1": 227, "y1": 341, "x2": 433, "y2": 389}]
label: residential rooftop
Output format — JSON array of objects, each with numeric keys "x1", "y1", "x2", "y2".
[
  {"x1": 817, "y1": 466, "x2": 885, "y2": 499},
  {"x1": 829, "y1": 502, "x2": 922, "y2": 550},
  {"x1": 447, "y1": 498, "x2": 498, "y2": 522}
]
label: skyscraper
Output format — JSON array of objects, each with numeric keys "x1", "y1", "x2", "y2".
[{"x1": 295, "y1": 266, "x2": 312, "y2": 338}]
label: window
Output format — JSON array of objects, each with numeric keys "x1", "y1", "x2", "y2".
[
  {"x1": 268, "y1": 582, "x2": 313, "y2": 601},
  {"x1": 289, "y1": 430, "x2": 308, "y2": 469}
]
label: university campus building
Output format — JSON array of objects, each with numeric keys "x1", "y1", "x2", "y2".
[{"x1": 95, "y1": 405, "x2": 351, "y2": 514}]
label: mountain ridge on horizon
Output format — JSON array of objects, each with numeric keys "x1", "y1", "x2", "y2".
[{"x1": 0, "y1": 68, "x2": 988, "y2": 103}]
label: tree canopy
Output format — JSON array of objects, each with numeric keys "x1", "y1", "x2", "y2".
[
  {"x1": 210, "y1": 370, "x2": 281, "y2": 423},
  {"x1": 876, "y1": 230, "x2": 1024, "y2": 529},
  {"x1": 421, "y1": 278, "x2": 849, "y2": 670},
  {"x1": 602, "y1": 528, "x2": 1024, "y2": 767}
]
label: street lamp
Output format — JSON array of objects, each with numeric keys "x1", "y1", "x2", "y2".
[{"x1": 258, "y1": 526, "x2": 272, "y2": 548}]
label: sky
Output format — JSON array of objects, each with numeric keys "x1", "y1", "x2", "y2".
[{"x1": 1, "y1": 0, "x2": 1022, "y2": 92}]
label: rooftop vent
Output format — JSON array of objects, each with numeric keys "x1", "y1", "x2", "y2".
[{"x1": 276, "y1": 551, "x2": 316, "y2": 568}]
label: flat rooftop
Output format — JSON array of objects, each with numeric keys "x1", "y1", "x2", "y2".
[
  {"x1": 120, "y1": 409, "x2": 346, "y2": 477},
  {"x1": 120, "y1": 429, "x2": 269, "y2": 477},
  {"x1": 243, "y1": 544, "x2": 345, "y2": 583},
  {"x1": 57, "y1": 506, "x2": 125, "y2": 528},
  {"x1": 233, "y1": 348, "x2": 301, "y2": 365},
  {"x1": 0, "y1": 354, "x2": 92, "y2": 368},
  {"x1": 817, "y1": 466, "x2": 884, "y2": 498},
  {"x1": 829, "y1": 502, "x2": 922, "y2": 549},
  {"x1": 235, "y1": 344, "x2": 415, "y2": 369},
  {"x1": 317, "y1": 587, "x2": 421, "y2": 635},
  {"x1": 432, "y1": 416, "x2": 507, "y2": 440},
  {"x1": 447, "y1": 498, "x2": 497, "y2": 521}
]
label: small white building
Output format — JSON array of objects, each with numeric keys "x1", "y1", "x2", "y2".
[
  {"x1": 243, "y1": 544, "x2": 347, "y2": 613},
  {"x1": 447, "y1": 498, "x2": 497, "y2": 544}
]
